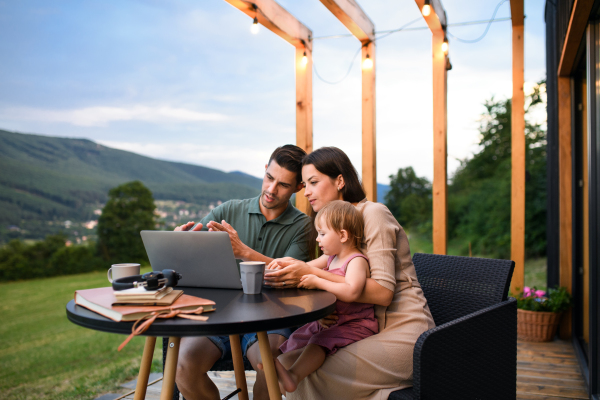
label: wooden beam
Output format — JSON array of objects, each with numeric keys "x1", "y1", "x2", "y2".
[
  {"x1": 558, "y1": 76, "x2": 573, "y2": 339},
  {"x1": 223, "y1": 0, "x2": 312, "y2": 50},
  {"x1": 510, "y1": 11, "x2": 526, "y2": 296},
  {"x1": 414, "y1": 0, "x2": 447, "y2": 33},
  {"x1": 432, "y1": 31, "x2": 448, "y2": 255},
  {"x1": 318, "y1": 0, "x2": 375, "y2": 43},
  {"x1": 362, "y1": 42, "x2": 377, "y2": 202},
  {"x1": 509, "y1": 0, "x2": 524, "y2": 26},
  {"x1": 558, "y1": 0, "x2": 594, "y2": 77},
  {"x1": 223, "y1": 0, "x2": 313, "y2": 214},
  {"x1": 295, "y1": 46, "x2": 313, "y2": 214}
]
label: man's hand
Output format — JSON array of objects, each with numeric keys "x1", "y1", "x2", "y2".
[
  {"x1": 298, "y1": 274, "x2": 321, "y2": 290},
  {"x1": 206, "y1": 220, "x2": 250, "y2": 260},
  {"x1": 174, "y1": 222, "x2": 203, "y2": 231}
]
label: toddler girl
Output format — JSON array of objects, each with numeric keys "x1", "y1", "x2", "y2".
[{"x1": 260, "y1": 200, "x2": 378, "y2": 394}]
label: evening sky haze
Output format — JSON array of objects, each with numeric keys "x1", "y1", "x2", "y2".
[{"x1": 0, "y1": 0, "x2": 546, "y2": 184}]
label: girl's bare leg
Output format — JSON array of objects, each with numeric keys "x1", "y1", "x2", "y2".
[{"x1": 274, "y1": 344, "x2": 327, "y2": 393}]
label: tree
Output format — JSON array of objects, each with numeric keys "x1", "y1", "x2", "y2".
[
  {"x1": 385, "y1": 80, "x2": 547, "y2": 258},
  {"x1": 97, "y1": 181, "x2": 156, "y2": 264},
  {"x1": 385, "y1": 167, "x2": 432, "y2": 234},
  {"x1": 449, "y1": 80, "x2": 547, "y2": 258}
]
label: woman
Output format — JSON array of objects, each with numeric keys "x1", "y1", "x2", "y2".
[{"x1": 264, "y1": 147, "x2": 435, "y2": 400}]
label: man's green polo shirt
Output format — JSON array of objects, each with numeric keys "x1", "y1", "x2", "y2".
[{"x1": 198, "y1": 196, "x2": 312, "y2": 263}]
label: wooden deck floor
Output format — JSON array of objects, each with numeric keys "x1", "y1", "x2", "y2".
[
  {"x1": 103, "y1": 338, "x2": 588, "y2": 400},
  {"x1": 517, "y1": 338, "x2": 588, "y2": 400}
]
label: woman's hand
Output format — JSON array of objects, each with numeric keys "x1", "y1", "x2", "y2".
[
  {"x1": 317, "y1": 312, "x2": 338, "y2": 329},
  {"x1": 263, "y1": 260, "x2": 311, "y2": 288},
  {"x1": 266, "y1": 257, "x2": 296, "y2": 270}
]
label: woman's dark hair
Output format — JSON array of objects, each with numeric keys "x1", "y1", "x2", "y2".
[
  {"x1": 302, "y1": 147, "x2": 366, "y2": 258},
  {"x1": 302, "y1": 147, "x2": 366, "y2": 203}
]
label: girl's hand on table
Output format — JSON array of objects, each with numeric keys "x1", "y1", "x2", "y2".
[
  {"x1": 298, "y1": 274, "x2": 319, "y2": 289},
  {"x1": 264, "y1": 260, "x2": 311, "y2": 288},
  {"x1": 318, "y1": 312, "x2": 338, "y2": 329}
]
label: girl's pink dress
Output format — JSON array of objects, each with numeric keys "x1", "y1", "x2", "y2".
[{"x1": 279, "y1": 254, "x2": 379, "y2": 355}]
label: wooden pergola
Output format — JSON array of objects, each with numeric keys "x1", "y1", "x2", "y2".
[{"x1": 224, "y1": 0, "x2": 526, "y2": 296}]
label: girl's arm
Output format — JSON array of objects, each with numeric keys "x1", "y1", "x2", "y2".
[
  {"x1": 264, "y1": 259, "x2": 394, "y2": 306},
  {"x1": 306, "y1": 254, "x2": 329, "y2": 270},
  {"x1": 299, "y1": 257, "x2": 369, "y2": 303}
]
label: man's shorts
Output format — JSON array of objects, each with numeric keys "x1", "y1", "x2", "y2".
[{"x1": 207, "y1": 328, "x2": 292, "y2": 360}]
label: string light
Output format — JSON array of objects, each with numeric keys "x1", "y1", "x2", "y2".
[
  {"x1": 301, "y1": 51, "x2": 308, "y2": 67},
  {"x1": 441, "y1": 36, "x2": 449, "y2": 54},
  {"x1": 362, "y1": 54, "x2": 373, "y2": 70},
  {"x1": 422, "y1": 0, "x2": 431, "y2": 17},
  {"x1": 251, "y1": 17, "x2": 259, "y2": 34}
]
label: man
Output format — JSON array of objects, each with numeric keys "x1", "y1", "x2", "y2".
[{"x1": 175, "y1": 145, "x2": 312, "y2": 400}]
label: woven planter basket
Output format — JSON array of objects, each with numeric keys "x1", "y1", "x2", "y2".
[{"x1": 517, "y1": 309, "x2": 562, "y2": 342}]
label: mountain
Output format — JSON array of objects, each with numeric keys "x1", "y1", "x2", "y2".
[{"x1": 0, "y1": 129, "x2": 262, "y2": 230}]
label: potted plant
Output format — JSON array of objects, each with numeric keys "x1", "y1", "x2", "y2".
[{"x1": 514, "y1": 286, "x2": 573, "y2": 342}]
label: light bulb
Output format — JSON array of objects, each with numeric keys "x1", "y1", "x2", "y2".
[
  {"x1": 251, "y1": 17, "x2": 259, "y2": 34},
  {"x1": 301, "y1": 51, "x2": 308, "y2": 67},
  {"x1": 422, "y1": 0, "x2": 431, "y2": 17},
  {"x1": 362, "y1": 55, "x2": 373, "y2": 70},
  {"x1": 422, "y1": 4, "x2": 431, "y2": 16},
  {"x1": 441, "y1": 38, "x2": 448, "y2": 54}
]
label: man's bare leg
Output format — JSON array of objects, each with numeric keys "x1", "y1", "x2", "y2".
[
  {"x1": 176, "y1": 337, "x2": 222, "y2": 400},
  {"x1": 246, "y1": 333, "x2": 288, "y2": 400}
]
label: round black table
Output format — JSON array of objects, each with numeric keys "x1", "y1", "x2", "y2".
[{"x1": 67, "y1": 286, "x2": 336, "y2": 400}]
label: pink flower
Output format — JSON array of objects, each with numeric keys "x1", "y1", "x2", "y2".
[
  {"x1": 523, "y1": 287, "x2": 531, "y2": 297},
  {"x1": 535, "y1": 290, "x2": 546, "y2": 298}
]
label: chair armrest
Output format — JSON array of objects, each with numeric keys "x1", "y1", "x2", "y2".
[{"x1": 413, "y1": 298, "x2": 516, "y2": 400}]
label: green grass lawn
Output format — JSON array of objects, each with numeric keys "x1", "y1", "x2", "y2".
[{"x1": 0, "y1": 267, "x2": 163, "y2": 400}]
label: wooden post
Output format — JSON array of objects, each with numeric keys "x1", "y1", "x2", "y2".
[
  {"x1": 558, "y1": 76, "x2": 573, "y2": 339},
  {"x1": 432, "y1": 31, "x2": 448, "y2": 255},
  {"x1": 222, "y1": 0, "x2": 313, "y2": 214},
  {"x1": 317, "y1": 0, "x2": 376, "y2": 201},
  {"x1": 413, "y1": 0, "x2": 448, "y2": 254},
  {"x1": 296, "y1": 45, "x2": 313, "y2": 214},
  {"x1": 362, "y1": 41, "x2": 377, "y2": 202},
  {"x1": 510, "y1": 0, "x2": 525, "y2": 295}
]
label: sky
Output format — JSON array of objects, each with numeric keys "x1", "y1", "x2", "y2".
[{"x1": 0, "y1": 0, "x2": 547, "y2": 183}]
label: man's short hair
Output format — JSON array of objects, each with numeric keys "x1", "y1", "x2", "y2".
[{"x1": 268, "y1": 145, "x2": 307, "y2": 185}]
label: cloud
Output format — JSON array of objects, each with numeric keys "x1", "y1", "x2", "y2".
[
  {"x1": 98, "y1": 140, "x2": 271, "y2": 178},
  {"x1": 0, "y1": 105, "x2": 228, "y2": 127}
]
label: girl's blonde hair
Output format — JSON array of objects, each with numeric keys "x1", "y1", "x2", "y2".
[{"x1": 315, "y1": 200, "x2": 364, "y2": 250}]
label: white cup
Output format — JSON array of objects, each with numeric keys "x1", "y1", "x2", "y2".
[
  {"x1": 107, "y1": 263, "x2": 141, "y2": 283},
  {"x1": 240, "y1": 261, "x2": 266, "y2": 294}
]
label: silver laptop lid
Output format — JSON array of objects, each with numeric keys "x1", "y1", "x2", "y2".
[{"x1": 140, "y1": 230, "x2": 242, "y2": 289}]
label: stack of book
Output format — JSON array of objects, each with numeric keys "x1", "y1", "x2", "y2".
[
  {"x1": 113, "y1": 285, "x2": 183, "y2": 306},
  {"x1": 74, "y1": 287, "x2": 216, "y2": 322}
]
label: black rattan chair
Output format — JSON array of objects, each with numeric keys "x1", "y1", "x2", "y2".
[
  {"x1": 389, "y1": 253, "x2": 516, "y2": 400},
  {"x1": 166, "y1": 253, "x2": 516, "y2": 400}
]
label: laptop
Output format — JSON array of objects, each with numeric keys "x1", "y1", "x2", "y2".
[{"x1": 140, "y1": 230, "x2": 243, "y2": 289}]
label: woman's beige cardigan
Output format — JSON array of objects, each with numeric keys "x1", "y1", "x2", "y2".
[{"x1": 287, "y1": 199, "x2": 435, "y2": 400}]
